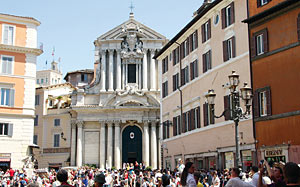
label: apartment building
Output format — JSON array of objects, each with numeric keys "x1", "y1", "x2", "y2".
[
  {"x1": 244, "y1": 0, "x2": 300, "y2": 164},
  {"x1": 154, "y1": 0, "x2": 254, "y2": 170},
  {"x1": 36, "y1": 61, "x2": 62, "y2": 87},
  {"x1": 0, "y1": 13, "x2": 42, "y2": 170}
]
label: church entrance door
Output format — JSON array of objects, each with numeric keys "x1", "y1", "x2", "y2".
[{"x1": 122, "y1": 125, "x2": 142, "y2": 164}]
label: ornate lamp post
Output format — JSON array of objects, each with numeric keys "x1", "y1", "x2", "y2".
[{"x1": 205, "y1": 70, "x2": 252, "y2": 168}]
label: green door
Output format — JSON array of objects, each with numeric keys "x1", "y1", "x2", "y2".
[{"x1": 122, "y1": 125, "x2": 142, "y2": 164}]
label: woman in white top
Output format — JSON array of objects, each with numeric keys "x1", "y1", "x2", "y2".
[{"x1": 180, "y1": 162, "x2": 197, "y2": 187}]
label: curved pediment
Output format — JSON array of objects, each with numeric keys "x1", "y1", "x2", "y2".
[{"x1": 95, "y1": 14, "x2": 166, "y2": 43}]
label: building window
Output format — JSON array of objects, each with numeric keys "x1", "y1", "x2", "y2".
[
  {"x1": 173, "y1": 47, "x2": 180, "y2": 66},
  {"x1": 33, "y1": 135, "x2": 38, "y2": 145},
  {"x1": 55, "y1": 79, "x2": 57, "y2": 84},
  {"x1": 254, "y1": 87, "x2": 272, "y2": 118},
  {"x1": 257, "y1": 0, "x2": 271, "y2": 7},
  {"x1": 173, "y1": 115, "x2": 181, "y2": 136},
  {"x1": 259, "y1": 91, "x2": 268, "y2": 117},
  {"x1": 224, "y1": 95, "x2": 233, "y2": 121},
  {"x1": 162, "y1": 57, "x2": 168, "y2": 74},
  {"x1": 162, "y1": 121, "x2": 170, "y2": 140},
  {"x1": 41, "y1": 79, "x2": 44, "y2": 84},
  {"x1": 0, "y1": 123, "x2": 12, "y2": 136},
  {"x1": 1, "y1": 56, "x2": 14, "y2": 74},
  {"x1": 297, "y1": 14, "x2": 300, "y2": 41},
  {"x1": 203, "y1": 103, "x2": 215, "y2": 126},
  {"x1": 54, "y1": 134, "x2": 60, "y2": 147},
  {"x1": 203, "y1": 50, "x2": 212, "y2": 73},
  {"x1": 195, "y1": 106, "x2": 201, "y2": 128},
  {"x1": 34, "y1": 115, "x2": 38, "y2": 126},
  {"x1": 180, "y1": 66, "x2": 190, "y2": 86},
  {"x1": 35, "y1": 95, "x2": 40, "y2": 106},
  {"x1": 128, "y1": 64, "x2": 136, "y2": 83},
  {"x1": 0, "y1": 88, "x2": 15, "y2": 107},
  {"x1": 251, "y1": 28, "x2": 268, "y2": 58},
  {"x1": 2, "y1": 25, "x2": 15, "y2": 45},
  {"x1": 172, "y1": 73, "x2": 179, "y2": 91},
  {"x1": 223, "y1": 36, "x2": 236, "y2": 62},
  {"x1": 202, "y1": 20, "x2": 211, "y2": 43},
  {"x1": 46, "y1": 78, "x2": 48, "y2": 83},
  {"x1": 192, "y1": 31, "x2": 198, "y2": 51},
  {"x1": 37, "y1": 79, "x2": 39, "y2": 84},
  {"x1": 184, "y1": 40, "x2": 188, "y2": 57},
  {"x1": 222, "y1": 2, "x2": 235, "y2": 29},
  {"x1": 256, "y1": 34, "x2": 264, "y2": 55},
  {"x1": 81, "y1": 74, "x2": 88, "y2": 82},
  {"x1": 162, "y1": 81, "x2": 168, "y2": 98},
  {"x1": 54, "y1": 119, "x2": 60, "y2": 126},
  {"x1": 190, "y1": 60, "x2": 198, "y2": 80}
]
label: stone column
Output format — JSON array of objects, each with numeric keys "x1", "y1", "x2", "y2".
[
  {"x1": 142, "y1": 51, "x2": 148, "y2": 91},
  {"x1": 100, "y1": 50, "x2": 106, "y2": 92},
  {"x1": 71, "y1": 121, "x2": 77, "y2": 166},
  {"x1": 76, "y1": 121, "x2": 84, "y2": 167},
  {"x1": 108, "y1": 50, "x2": 114, "y2": 91},
  {"x1": 125, "y1": 64, "x2": 128, "y2": 84},
  {"x1": 116, "y1": 50, "x2": 122, "y2": 91},
  {"x1": 107, "y1": 122, "x2": 113, "y2": 168},
  {"x1": 139, "y1": 63, "x2": 142, "y2": 89},
  {"x1": 150, "y1": 50, "x2": 156, "y2": 91},
  {"x1": 151, "y1": 121, "x2": 157, "y2": 169},
  {"x1": 158, "y1": 122, "x2": 162, "y2": 169},
  {"x1": 122, "y1": 63, "x2": 125, "y2": 89},
  {"x1": 114, "y1": 122, "x2": 121, "y2": 169},
  {"x1": 100, "y1": 121, "x2": 106, "y2": 169},
  {"x1": 143, "y1": 121, "x2": 150, "y2": 167}
]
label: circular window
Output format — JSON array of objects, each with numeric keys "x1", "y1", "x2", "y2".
[
  {"x1": 214, "y1": 14, "x2": 219, "y2": 25},
  {"x1": 130, "y1": 132, "x2": 135, "y2": 139}
]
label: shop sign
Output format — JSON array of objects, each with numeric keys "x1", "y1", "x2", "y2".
[
  {"x1": 265, "y1": 149, "x2": 283, "y2": 157},
  {"x1": 225, "y1": 152, "x2": 234, "y2": 169},
  {"x1": 0, "y1": 153, "x2": 11, "y2": 158}
]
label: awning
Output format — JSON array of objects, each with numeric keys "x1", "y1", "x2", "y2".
[{"x1": 0, "y1": 158, "x2": 11, "y2": 162}]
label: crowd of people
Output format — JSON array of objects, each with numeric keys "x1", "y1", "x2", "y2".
[{"x1": 0, "y1": 160, "x2": 300, "y2": 187}]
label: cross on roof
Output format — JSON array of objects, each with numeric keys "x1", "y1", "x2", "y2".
[{"x1": 129, "y1": 2, "x2": 134, "y2": 13}]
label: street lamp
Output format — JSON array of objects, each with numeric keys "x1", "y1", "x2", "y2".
[{"x1": 205, "y1": 70, "x2": 252, "y2": 168}]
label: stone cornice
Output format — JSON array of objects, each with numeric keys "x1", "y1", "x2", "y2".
[{"x1": 0, "y1": 44, "x2": 43, "y2": 56}]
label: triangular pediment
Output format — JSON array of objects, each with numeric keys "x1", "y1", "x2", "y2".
[{"x1": 96, "y1": 16, "x2": 166, "y2": 41}]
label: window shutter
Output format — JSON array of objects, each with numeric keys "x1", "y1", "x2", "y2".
[
  {"x1": 8, "y1": 123, "x2": 13, "y2": 137},
  {"x1": 180, "y1": 43, "x2": 184, "y2": 60},
  {"x1": 266, "y1": 87, "x2": 272, "y2": 116},
  {"x1": 210, "y1": 105, "x2": 215, "y2": 124},
  {"x1": 163, "y1": 123, "x2": 166, "y2": 139},
  {"x1": 166, "y1": 57, "x2": 168, "y2": 72},
  {"x1": 203, "y1": 103, "x2": 208, "y2": 126},
  {"x1": 180, "y1": 68, "x2": 185, "y2": 86},
  {"x1": 203, "y1": 53, "x2": 207, "y2": 73},
  {"x1": 167, "y1": 122, "x2": 170, "y2": 138},
  {"x1": 173, "y1": 117, "x2": 177, "y2": 136},
  {"x1": 190, "y1": 62, "x2": 194, "y2": 80},
  {"x1": 253, "y1": 90, "x2": 260, "y2": 118},
  {"x1": 182, "y1": 113, "x2": 186, "y2": 133},
  {"x1": 186, "y1": 39, "x2": 190, "y2": 55},
  {"x1": 232, "y1": 36, "x2": 236, "y2": 58},
  {"x1": 230, "y1": 2, "x2": 235, "y2": 24},
  {"x1": 263, "y1": 28, "x2": 269, "y2": 53},
  {"x1": 189, "y1": 35, "x2": 193, "y2": 52},
  {"x1": 251, "y1": 35, "x2": 256, "y2": 58},
  {"x1": 224, "y1": 95, "x2": 231, "y2": 121},
  {"x1": 201, "y1": 24, "x2": 205, "y2": 43},
  {"x1": 191, "y1": 109, "x2": 195, "y2": 130},
  {"x1": 197, "y1": 106, "x2": 200, "y2": 128},
  {"x1": 194, "y1": 60, "x2": 198, "y2": 77},
  {"x1": 178, "y1": 116, "x2": 181, "y2": 135},
  {"x1": 208, "y1": 19, "x2": 211, "y2": 39},
  {"x1": 208, "y1": 50, "x2": 212, "y2": 70},
  {"x1": 223, "y1": 40, "x2": 228, "y2": 62},
  {"x1": 187, "y1": 111, "x2": 191, "y2": 131},
  {"x1": 195, "y1": 30, "x2": 198, "y2": 48},
  {"x1": 10, "y1": 89, "x2": 15, "y2": 107},
  {"x1": 173, "y1": 50, "x2": 176, "y2": 65},
  {"x1": 257, "y1": 0, "x2": 261, "y2": 7},
  {"x1": 297, "y1": 14, "x2": 300, "y2": 41},
  {"x1": 221, "y1": 8, "x2": 226, "y2": 29},
  {"x1": 3, "y1": 26, "x2": 9, "y2": 44}
]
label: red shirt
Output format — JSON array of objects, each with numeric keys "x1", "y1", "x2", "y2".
[{"x1": 9, "y1": 169, "x2": 14, "y2": 177}]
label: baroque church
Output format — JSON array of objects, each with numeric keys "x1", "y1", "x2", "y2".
[{"x1": 69, "y1": 12, "x2": 167, "y2": 169}]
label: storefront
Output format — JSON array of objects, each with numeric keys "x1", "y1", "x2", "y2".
[
  {"x1": 260, "y1": 145, "x2": 289, "y2": 167},
  {"x1": 225, "y1": 152, "x2": 234, "y2": 169},
  {"x1": 241, "y1": 150, "x2": 253, "y2": 171},
  {"x1": 0, "y1": 153, "x2": 11, "y2": 171}
]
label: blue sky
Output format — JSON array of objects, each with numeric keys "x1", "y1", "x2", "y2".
[{"x1": 1, "y1": 0, "x2": 203, "y2": 76}]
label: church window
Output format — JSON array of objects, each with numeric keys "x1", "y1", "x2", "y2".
[{"x1": 128, "y1": 64, "x2": 136, "y2": 83}]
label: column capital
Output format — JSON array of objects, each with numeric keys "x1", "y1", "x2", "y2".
[
  {"x1": 100, "y1": 49, "x2": 107, "y2": 55},
  {"x1": 108, "y1": 49, "x2": 115, "y2": 53},
  {"x1": 71, "y1": 120, "x2": 77, "y2": 128},
  {"x1": 77, "y1": 120, "x2": 84, "y2": 128},
  {"x1": 107, "y1": 121, "x2": 113, "y2": 126},
  {"x1": 114, "y1": 120, "x2": 121, "y2": 126},
  {"x1": 150, "y1": 49, "x2": 156, "y2": 54}
]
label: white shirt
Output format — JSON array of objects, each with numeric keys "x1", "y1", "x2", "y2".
[
  {"x1": 184, "y1": 173, "x2": 197, "y2": 187},
  {"x1": 226, "y1": 177, "x2": 255, "y2": 187},
  {"x1": 248, "y1": 173, "x2": 265, "y2": 187},
  {"x1": 178, "y1": 164, "x2": 185, "y2": 173},
  {"x1": 212, "y1": 176, "x2": 220, "y2": 187}
]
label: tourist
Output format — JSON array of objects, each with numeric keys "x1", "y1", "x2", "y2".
[{"x1": 180, "y1": 162, "x2": 197, "y2": 187}]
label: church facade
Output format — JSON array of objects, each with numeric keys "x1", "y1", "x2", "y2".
[{"x1": 70, "y1": 13, "x2": 167, "y2": 169}]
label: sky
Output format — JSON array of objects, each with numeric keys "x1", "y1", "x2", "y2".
[{"x1": 1, "y1": 0, "x2": 203, "y2": 76}]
